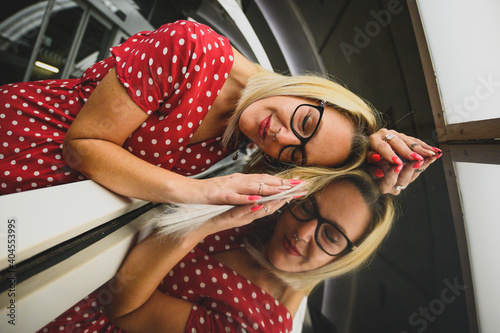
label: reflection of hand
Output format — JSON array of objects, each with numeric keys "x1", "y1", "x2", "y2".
[
  {"x1": 196, "y1": 173, "x2": 302, "y2": 205},
  {"x1": 368, "y1": 128, "x2": 441, "y2": 164},
  {"x1": 204, "y1": 198, "x2": 289, "y2": 233},
  {"x1": 369, "y1": 157, "x2": 438, "y2": 195}
]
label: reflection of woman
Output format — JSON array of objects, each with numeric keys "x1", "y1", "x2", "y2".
[
  {"x1": 38, "y1": 169, "x2": 394, "y2": 332},
  {"x1": 0, "y1": 20, "x2": 435, "y2": 201}
]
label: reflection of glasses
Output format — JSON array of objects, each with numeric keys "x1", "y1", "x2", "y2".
[
  {"x1": 277, "y1": 101, "x2": 325, "y2": 166},
  {"x1": 287, "y1": 195, "x2": 356, "y2": 256}
]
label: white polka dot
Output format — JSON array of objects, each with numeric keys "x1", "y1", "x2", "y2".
[
  {"x1": 206, "y1": 91, "x2": 211, "y2": 97},
  {"x1": 157, "y1": 67, "x2": 162, "y2": 75},
  {"x1": 163, "y1": 47, "x2": 168, "y2": 55}
]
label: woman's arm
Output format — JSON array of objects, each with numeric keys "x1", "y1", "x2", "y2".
[
  {"x1": 103, "y1": 199, "x2": 287, "y2": 332},
  {"x1": 63, "y1": 68, "x2": 295, "y2": 204}
]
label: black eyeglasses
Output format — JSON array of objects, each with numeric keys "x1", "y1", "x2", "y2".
[
  {"x1": 287, "y1": 195, "x2": 356, "y2": 256},
  {"x1": 277, "y1": 101, "x2": 325, "y2": 166}
]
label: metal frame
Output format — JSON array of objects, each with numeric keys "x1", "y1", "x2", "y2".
[{"x1": 22, "y1": 0, "x2": 57, "y2": 82}]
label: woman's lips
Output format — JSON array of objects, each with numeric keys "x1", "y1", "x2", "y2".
[
  {"x1": 258, "y1": 115, "x2": 271, "y2": 141},
  {"x1": 283, "y1": 236, "x2": 303, "y2": 257}
]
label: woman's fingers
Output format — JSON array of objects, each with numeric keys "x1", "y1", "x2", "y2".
[
  {"x1": 249, "y1": 174, "x2": 303, "y2": 197},
  {"x1": 370, "y1": 157, "x2": 437, "y2": 195},
  {"x1": 369, "y1": 129, "x2": 439, "y2": 165},
  {"x1": 216, "y1": 198, "x2": 289, "y2": 229},
  {"x1": 200, "y1": 174, "x2": 304, "y2": 205}
]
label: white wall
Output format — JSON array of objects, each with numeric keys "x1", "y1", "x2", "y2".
[{"x1": 417, "y1": 0, "x2": 500, "y2": 124}]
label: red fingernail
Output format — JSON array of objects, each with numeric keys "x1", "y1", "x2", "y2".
[
  {"x1": 436, "y1": 152, "x2": 443, "y2": 159},
  {"x1": 290, "y1": 180, "x2": 303, "y2": 185},
  {"x1": 375, "y1": 169, "x2": 384, "y2": 178},
  {"x1": 413, "y1": 160, "x2": 424, "y2": 169},
  {"x1": 394, "y1": 164, "x2": 404, "y2": 173},
  {"x1": 248, "y1": 195, "x2": 262, "y2": 201},
  {"x1": 391, "y1": 156, "x2": 403, "y2": 165},
  {"x1": 250, "y1": 205, "x2": 264, "y2": 211},
  {"x1": 371, "y1": 153, "x2": 381, "y2": 162},
  {"x1": 293, "y1": 195, "x2": 304, "y2": 199},
  {"x1": 432, "y1": 147, "x2": 442, "y2": 153},
  {"x1": 410, "y1": 152, "x2": 424, "y2": 161}
]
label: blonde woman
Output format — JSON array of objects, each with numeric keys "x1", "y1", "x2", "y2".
[
  {"x1": 0, "y1": 20, "x2": 436, "y2": 202},
  {"x1": 38, "y1": 169, "x2": 394, "y2": 332}
]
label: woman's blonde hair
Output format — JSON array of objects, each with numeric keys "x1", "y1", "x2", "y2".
[
  {"x1": 245, "y1": 168, "x2": 395, "y2": 292},
  {"x1": 222, "y1": 66, "x2": 381, "y2": 171}
]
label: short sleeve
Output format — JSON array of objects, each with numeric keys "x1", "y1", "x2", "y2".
[{"x1": 110, "y1": 20, "x2": 231, "y2": 115}]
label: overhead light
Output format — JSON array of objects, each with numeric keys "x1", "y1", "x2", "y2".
[{"x1": 35, "y1": 61, "x2": 59, "y2": 73}]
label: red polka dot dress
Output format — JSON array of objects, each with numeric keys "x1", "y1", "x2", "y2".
[
  {"x1": 0, "y1": 20, "x2": 233, "y2": 195},
  {"x1": 37, "y1": 227, "x2": 294, "y2": 333}
]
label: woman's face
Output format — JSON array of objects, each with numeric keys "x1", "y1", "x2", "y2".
[
  {"x1": 266, "y1": 180, "x2": 371, "y2": 272},
  {"x1": 238, "y1": 96, "x2": 355, "y2": 166}
]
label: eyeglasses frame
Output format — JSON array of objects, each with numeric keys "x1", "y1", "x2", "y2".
[
  {"x1": 286, "y1": 195, "x2": 357, "y2": 256},
  {"x1": 277, "y1": 100, "x2": 326, "y2": 166}
]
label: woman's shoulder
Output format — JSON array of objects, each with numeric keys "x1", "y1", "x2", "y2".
[{"x1": 152, "y1": 20, "x2": 229, "y2": 47}]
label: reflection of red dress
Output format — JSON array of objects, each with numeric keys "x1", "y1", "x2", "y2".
[
  {"x1": 38, "y1": 227, "x2": 294, "y2": 333},
  {"x1": 0, "y1": 20, "x2": 233, "y2": 195}
]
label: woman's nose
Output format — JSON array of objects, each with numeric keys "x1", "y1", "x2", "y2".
[
  {"x1": 295, "y1": 219, "x2": 318, "y2": 243},
  {"x1": 275, "y1": 127, "x2": 300, "y2": 146}
]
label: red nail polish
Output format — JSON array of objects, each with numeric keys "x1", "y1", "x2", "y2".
[
  {"x1": 413, "y1": 160, "x2": 424, "y2": 169},
  {"x1": 371, "y1": 153, "x2": 381, "y2": 162},
  {"x1": 250, "y1": 205, "x2": 264, "y2": 211},
  {"x1": 436, "y1": 152, "x2": 443, "y2": 159},
  {"x1": 432, "y1": 147, "x2": 442, "y2": 153},
  {"x1": 391, "y1": 156, "x2": 403, "y2": 165},
  {"x1": 375, "y1": 169, "x2": 384, "y2": 178},
  {"x1": 394, "y1": 164, "x2": 403, "y2": 173},
  {"x1": 293, "y1": 195, "x2": 304, "y2": 199},
  {"x1": 248, "y1": 195, "x2": 262, "y2": 201},
  {"x1": 410, "y1": 152, "x2": 424, "y2": 161},
  {"x1": 290, "y1": 180, "x2": 303, "y2": 185}
]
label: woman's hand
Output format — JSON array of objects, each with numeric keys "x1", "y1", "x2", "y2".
[
  {"x1": 200, "y1": 198, "x2": 289, "y2": 235},
  {"x1": 370, "y1": 157, "x2": 437, "y2": 195},
  {"x1": 194, "y1": 173, "x2": 302, "y2": 205},
  {"x1": 368, "y1": 128, "x2": 441, "y2": 165}
]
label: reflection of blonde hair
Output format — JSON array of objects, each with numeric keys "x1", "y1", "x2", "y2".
[
  {"x1": 246, "y1": 168, "x2": 395, "y2": 292},
  {"x1": 222, "y1": 66, "x2": 381, "y2": 170},
  {"x1": 152, "y1": 167, "x2": 394, "y2": 292}
]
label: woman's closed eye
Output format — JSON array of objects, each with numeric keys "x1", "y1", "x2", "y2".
[{"x1": 301, "y1": 113, "x2": 312, "y2": 133}]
